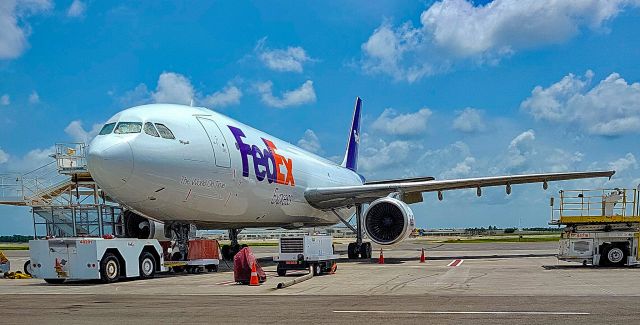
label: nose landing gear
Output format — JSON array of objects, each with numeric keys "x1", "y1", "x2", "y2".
[{"x1": 221, "y1": 229, "x2": 247, "y2": 260}]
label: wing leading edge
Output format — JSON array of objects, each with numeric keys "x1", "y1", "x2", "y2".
[{"x1": 304, "y1": 170, "x2": 615, "y2": 210}]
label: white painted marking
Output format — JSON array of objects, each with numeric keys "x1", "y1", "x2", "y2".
[{"x1": 333, "y1": 311, "x2": 589, "y2": 315}]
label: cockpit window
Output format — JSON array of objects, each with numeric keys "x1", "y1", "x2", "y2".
[
  {"x1": 114, "y1": 122, "x2": 142, "y2": 134},
  {"x1": 98, "y1": 123, "x2": 116, "y2": 135},
  {"x1": 143, "y1": 122, "x2": 160, "y2": 137},
  {"x1": 155, "y1": 123, "x2": 175, "y2": 139}
]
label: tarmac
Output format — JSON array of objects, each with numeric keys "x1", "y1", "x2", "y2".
[{"x1": 3, "y1": 240, "x2": 640, "y2": 324}]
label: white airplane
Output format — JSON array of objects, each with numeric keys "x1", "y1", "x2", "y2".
[{"x1": 87, "y1": 97, "x2": 614, "y2": 260}]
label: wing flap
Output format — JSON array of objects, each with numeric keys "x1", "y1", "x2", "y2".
[{"x1": 305, "y1": 170, "x2": 615, "y2": 209}]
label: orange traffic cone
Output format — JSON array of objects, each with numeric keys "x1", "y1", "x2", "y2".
[
  {"x1": 249, "y1": 262, "x2": 260, "y2": 286},
  {"x1": 378, "y1": 248, "x2": 384, "y2": 264},
  {"x1": 420, "y1": 248, "x2": 426, "y2": 263}
]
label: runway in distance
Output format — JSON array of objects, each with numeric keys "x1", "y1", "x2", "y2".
[{"x1": 86, "y1": 97, "x2": 615, "y2": 260}]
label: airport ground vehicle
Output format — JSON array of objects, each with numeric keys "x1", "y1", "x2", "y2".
[
  {"x1": 273, "y1": 235, "x2": 338, "y2": 276},
  {"x1": 0, "y1": 250, "x2": 9, "y2": 274},
  {"x1": 28, "y1": 237, "x2": 219, "y2": 284},
  {"x1": 551, "y1": 188, "x2": 640, "y2": 266}
]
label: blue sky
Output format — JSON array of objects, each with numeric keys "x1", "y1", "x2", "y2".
[{"x1": 1, "y1": 0, "x2": 640, "y2": 235}]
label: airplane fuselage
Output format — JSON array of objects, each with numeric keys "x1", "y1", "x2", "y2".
[{"x1": 87, "y1": 104, "x2": 362, "y2": 229}]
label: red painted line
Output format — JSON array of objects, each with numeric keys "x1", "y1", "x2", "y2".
[{"x1": 447, "y1": 259, "x2": 464, "y2": 267}]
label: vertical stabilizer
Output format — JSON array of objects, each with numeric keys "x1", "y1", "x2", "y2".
[{"x1": 341, "y1": 97, "x2": 362, "y2": 172}]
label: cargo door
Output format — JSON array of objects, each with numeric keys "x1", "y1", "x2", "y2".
[{"x1": 197, "y1": 117, "x2": 231, "y2": 168}]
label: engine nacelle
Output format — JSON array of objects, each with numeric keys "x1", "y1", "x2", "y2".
[
  {"x1": 363, "y1": 197, "x2": 415, "y2": 245},
  {"x1": 123, "y1": 211, "x2": 166, "y2": 239}
]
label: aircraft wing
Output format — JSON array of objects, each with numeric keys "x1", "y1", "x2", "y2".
[{"x1": 304, "y1": 170, "x2": 615, "y2": 209}]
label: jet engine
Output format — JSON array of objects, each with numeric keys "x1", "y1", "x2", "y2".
[
  {"x1": 123, "y1": 211, "x2": 166, "y2": 239},
  {"x1": 363, "y1": 197, "x2": 415, "y2": 245}
]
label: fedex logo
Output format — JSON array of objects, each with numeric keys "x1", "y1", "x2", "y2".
[{"x1": 228, "y1": 126, "x2": 295, "y2": 186}]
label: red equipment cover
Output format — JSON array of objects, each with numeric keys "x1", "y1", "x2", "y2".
[
  {"x1": 233, "y1": 247, "x2": 266, "y2": 284},
  {"x1": 187, "y1": 239, "x2": 220, "y2": 260}
]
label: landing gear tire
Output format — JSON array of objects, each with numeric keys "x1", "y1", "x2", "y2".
[
  {"x1": 44, "y1": 278, "x2": 65, "y2": 284},
  {"x1": 139, "y1": 252, "x2": 156, "y2": 279},
  {"x1": 221, "y1": 244, "x2": 242, "y2": 260},
  {"x1": 347, "y1": 242, "x2": 358, "y2": 259},
  {"x1": 221, "y1": 245, "x2": 231, "y2": 260},
  {"x1": 100, "y1": 253, "x2": 121, "y2": 284},
  {"x1": 361, "y1": 242, "x2": 372, "y2": 259},
  {"x1": 602, "y1": 245, "x2": 626, "y2": 266}
]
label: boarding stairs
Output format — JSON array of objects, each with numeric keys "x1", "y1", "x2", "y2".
[{"x1": 0, "y1": 143, "x2": 123, "y2": 237}]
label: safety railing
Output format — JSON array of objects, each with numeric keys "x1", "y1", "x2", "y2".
[
  {"x1": 55, "y1": 143, "x2": 87, "y2": 174},
  {"x1": 550, "y1": 188, "x2": 639, "y2": 223}
]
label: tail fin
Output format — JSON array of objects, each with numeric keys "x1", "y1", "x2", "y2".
[{"x1": 341, "y1": 97, "x2": 362, "y2": 172}]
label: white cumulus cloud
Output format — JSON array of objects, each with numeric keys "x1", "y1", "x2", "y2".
[
  {"x1": 0, "y1": 94, "x2": 9, "y2": 106},
  {"x1": 453, "y1": 108, "x2": 485, "y2": 133},
  {"x1": 361, "y1": 0, "x2": 639, "y2": 82},
  {"x1": 256, "y1": 80, "x2": 316, "y2": 108},
  {"x1": 609, "y1": 153, "x2": 637, "y2": 173},
  {"x1": 0, "y1": 148, "x2": 8, "y2": 164},
  {"x1": 64, "y1": 120, "x2": 103, "y2": 143},
  {"x1": 371, "y1": 108, "x2": 432, "y2": 135},
  {"x1": 202, "y1": 85, "x2": 242, "y2": 108},
  {"x1": 122, "y1": 72, "x2": 242, "y2": 108},
  {"x1": 67, "y1": 0, "x2": 85, "y2": 18},
  {"x1": 256, "y1": 38, "x2": 313, "y2": 73},
  {"x1": 297, "y1": 129, "x2": 322, "y2": 154},
  {"x1": 0, "y1": 0, "x2": 52, "y2": 60},
  {"x1": 521, "y1": 71, "x2": 640, "y2": 136},
  {"x1": 151, "y1": 72, "x2": 195, "y2": 105}
]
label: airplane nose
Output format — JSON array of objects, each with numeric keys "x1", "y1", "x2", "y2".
[{"x1": 87, "y1": 141, "x2": 134, "y2": 190}]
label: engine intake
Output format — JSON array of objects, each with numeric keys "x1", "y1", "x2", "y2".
[
  {"x1": 124, "y1": 211, "x2": 165, "y2": 239},
  {"x1": 363, "y1": 197, "x2": 415, "y2": 245}
]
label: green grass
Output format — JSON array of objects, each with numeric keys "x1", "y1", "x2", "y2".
[
  {"x1": 440, "y1": 236, "x2": 560, "y2": 243},
  {"x1": 0, "y1": 244, "x2": 29, "y2": 250}
]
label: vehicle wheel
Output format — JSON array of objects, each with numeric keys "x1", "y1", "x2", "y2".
[
  {"x1": 173, "y1": 266, "x2": 185, "y2": 273},
  {"x1": 206, "y1": 265, "x2": 218, "y2": 272},
  {"x1": 313, "y1": 263, "x2": 322, "y2": 276},
  {"x1": 44, "y1": 278, "x2": 65, "y2": 284},
  {"x1": 603, "y1": 245, "x2": 626, "y2": 266},
  {"x1": 139, "y1": 252, "x2": 156, "y2": 279},
  {"x1": 100, "y1": 253, "x2": 121, "y2": 283},
  {"x1": 24, "y1": 260, "x2": 33, "y2": 276},
  {"x1": 277, "y1": 264, "x2": 287, "y2": 276}
]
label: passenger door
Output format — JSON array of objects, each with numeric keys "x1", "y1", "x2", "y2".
[{"x1": 197, "y1": 117, "x2": 231, "y2": 168}]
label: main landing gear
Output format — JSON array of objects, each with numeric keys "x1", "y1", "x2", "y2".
[
  {"x1": 221, "y1": 229, "x2": 247, "y2": 260},
  {"x1": 340, "y1": 204, "x2": 372, "y2": 259},
  {"x1": 166, "y1": 222, "x2": 191, "y2": 261}
]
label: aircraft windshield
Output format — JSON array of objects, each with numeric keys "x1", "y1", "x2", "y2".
[
  {"x1": 114, "y1": 122, "x2": 142, "y2": 134},
  {"x1": 155, "y1": 123, "x2": 175, "y2": 139},
  {"x1": 98, "y1": 122, "x2": 116, "y2": 135},
  {"x1": 143, "y1": 122, "x2": 160, "y2": 137}
]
